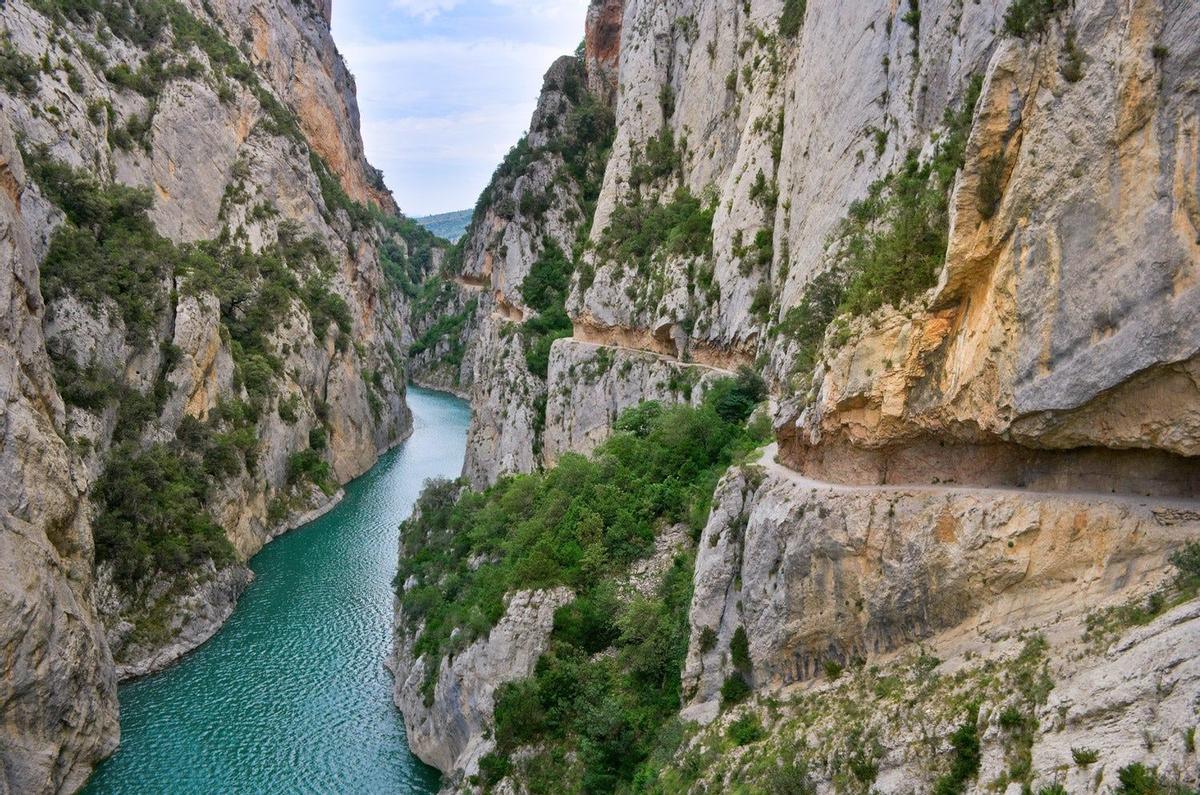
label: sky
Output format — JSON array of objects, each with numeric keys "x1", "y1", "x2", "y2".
[{"x1": 332, "y1": 0, "x2": 589, "y2": 216}]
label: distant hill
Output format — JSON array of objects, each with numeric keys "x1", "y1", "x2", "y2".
[{"x1": 414, "y1": 209, "x2": 473, "y2": 243}]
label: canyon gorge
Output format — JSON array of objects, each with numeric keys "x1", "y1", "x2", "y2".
[{"x1": 0, "y1": 0, "x2": 1198, "y2": 792}]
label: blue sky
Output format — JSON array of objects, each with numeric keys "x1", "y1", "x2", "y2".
[{"x1": 332, "y1": 0, "x2": 589, "y2": 216}]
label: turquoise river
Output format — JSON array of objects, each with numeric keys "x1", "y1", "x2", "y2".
[{"x1": 85, "y1": 386, "x2": 468, "y2": 793}]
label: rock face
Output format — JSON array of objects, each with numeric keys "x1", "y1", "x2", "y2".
[
  {"x1": 684, "y1": 450, "x2": 1200, "y2": 707},
  {"x1": 542, "y1": 337, "x2": 726, "y2": 463},
  {"x1": 401, "y1": 0, "x2": 1200, "y2": 789},
  {"x1": 391, "y1": 588, "x2": 572, "y2": 782},
  {"x1": 0, "y1": 120, "x2": 118, "y2": 795},
  {"x1": 0, "y1": 0, "x2": 434, "y2": 787},
  {"x1": 410, "y1": 51, "x2": 620, "y2": 488}
]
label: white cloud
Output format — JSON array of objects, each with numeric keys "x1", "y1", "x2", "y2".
[
  {"x1": 388, "y1": 0, "x2": 462, "y2": 22},
  {"x1": 333, "y1": 0, "x2": 588, "y2": 213}
]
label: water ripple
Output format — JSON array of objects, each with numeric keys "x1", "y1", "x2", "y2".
[{"x1": 85, "y1": 388, "x2": 468, "y2": 794}]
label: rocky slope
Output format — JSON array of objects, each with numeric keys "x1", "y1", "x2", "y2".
[
  {"x1": 0, "y1": 0, "x2": 439, "y2": 788},
  {"x1": 396, "y1": 0, "x2": 1200, "y2": 791}
]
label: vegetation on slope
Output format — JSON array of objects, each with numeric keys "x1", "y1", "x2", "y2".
[
  {"x1": 777, "y1": 75, "x2": 983, "y2": 379},
  {"x1": 397, "y1": 371, "x2": 769, "y2": 791},
  {"x1": 24, "y1": 150, "x2": 366, "y2": 592}
]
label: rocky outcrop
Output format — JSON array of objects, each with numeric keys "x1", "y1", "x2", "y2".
[
  {"x1": 101, "y1": 562, "x2": 254, "y2": 680},
  {"x1": 674, "y1": 450, "x2": 1200, "y2": 790},
  {"x1": 0, "y1": 119, "x2": 118, "y2": 795},
  {"x1": 684, "y1": 449, "x2": 1200, "y2": 708},
  {"x1": 543, "y1": 337, "x2": 727, "y2": 462},
  {"x1": 781, "y1": 0, "x2": 1200, "y2": 463},
  {"x1": 673, "y1": 585, "x2": 1200, "y2": 793},
  {"x1": 0, "y1": 0, "x2": 432, "y2": 786},
  {"x1": 391, "y1": 587, "x2": 572, "y2": 781},
  {"x1": 442, "y1": 52, "x2": 615, "y2": 487}
]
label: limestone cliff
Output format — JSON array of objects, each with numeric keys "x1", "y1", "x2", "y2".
[
  {"x1": 0, "y1": 0, "x2": 438, "y2": 788},
  {"x1": 407, "y1": 51, "x2": 617, "y2": 487},
  {"x1": 399, "y1": 0, "x2": 1200, "y2": 790}
]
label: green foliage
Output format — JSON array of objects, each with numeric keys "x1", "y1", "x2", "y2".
[
  {"x1": 779, "y1": 75, "x2": 983, "y2": 376},
  {"x1": 836, "y1": 72, "x2": 976, "y2": 317},
  {"x1": 1085, "y1": 542, "x2": 1200, "y2": 650},
  {"x1": 286, "y1": 448, "x2": 334, "y2": 494},
  {"x1": 1003, "y1": 0, "x2": 1070, "y2": 38},
  {"x1": 399, "y1": 388, "x2": 768, "y2": 788},
  {"x1": 409, "y1": 293, "x2": 477, "y2": 369},
  {"x1": 779, "y1": 0, "x2": 807, "y2": 38},
  {"x1": 598, "y1": 187, "x2": 715, "y2": 274},
  {"x1": 522, "y1": 306, "x2": 571, "y2": 379},
  {"x1": 93, "y1": 417, "x2": 245, "y2": 590},
  {"x1": 822, "y1": 659, "x2": 843, "y2": 680},
  {"x1": 1170, "y1": 542, "x2": 1200, "y2": 589},
  {"x1": 490, "y1": 553, "x2": 698, "y2": 792},
  {"x1": 730, "y1": 626, "x2": 751, "y2": 671},
  {"x1": 728, "y1": 713, "x2": 765, "y2": 746},
  {"x1": 1060, "y1": 28, "x2": 1085, "y2": 82},
  {"x1": 519, "y1": 239, "x2": 575, "y2": 379},
  {"x1": 765, "y1": 755, "x2": 816, "y2": 794},
  {"x1": 398, "y1": 387, "x2": 767, "y2": 662},
  {"x1": 707, "y1": 367, "x2": 767, "y2": 425},
  {"x1": 932, "y1": 704, "x2": 981, "y2": 795},
  {"x1": 1115, "y1": 763, "x2": 1199, "y2": 794},
  {"x1": 520, "y1": 239, "x2": 573, "y2": 313},
  {"x1": 1, "y1": 35, "x2": 40, "y2": 95},
  {"x1": 1071, "y1": 747, "x2": 1099, "y2": 766},
  {"x1": 720, "y1": 673, "x2": 751, "y2": 707},
  {"x1": 26, "y1": 151, "x2": 175, "y2": 347},
  {"x1": 630, "y1": 127, "x2": 682, "y2": 188}
]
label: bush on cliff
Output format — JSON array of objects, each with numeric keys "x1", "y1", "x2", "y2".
[
  {"x1": 778, "y1": 75, "x2": 983, "y2": 380},
  {"x1": 398, "y1": 376, "x2": 768, "y2": 791}
]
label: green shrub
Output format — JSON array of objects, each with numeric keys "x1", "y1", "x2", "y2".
[
  {"x1": 286, "y1": 448, "x2": 334, "y2": 494},
  {"x1": 720, "y1": 673, "x2": 752, "y2": 707},
  {"x1": 521, "y1": 305, "x2": 571, "y2": 379},
  {"x1": 998, "y1": 705, "x2": 1025, "y2": 730},
  {"x1": 1060, "y1": 28, "x2": 1085, "y2": 82},
  {"x1": 779, "y1": 0, "x2": 806, "y2": 38},
  {"x1": 93, "y1": 438, "x2": 238, "y2": 590},
  {"x1": 630, "y1": 127, "x2": 682, "y2": 187},
  {"x1": 730, "y1": 626, "x2": 751, "y2": 671},
  {"x1": 519, "y1": 240, "x2": 575, "y2": 379},
  {"x1": 1171, "y1": 542, "x2": 1200, "y2": 590},
  {"x1": 728, "y1": 713, "x2": 764, "y2": 745},
  {"x1": 823, "y1": 659, "x2": 843, "y2": 679},
  {"x1": 26, "y1": 151, "x2": 173, "y2": 347},
  {"x1": 1004, "y1": 0, "x2": 1070, "y2": 38},
  {"x1": 766, "y1": 756, "x2": 816, "y2": 794},
  {"x1": 932, "y1": 704, "x2": 981, "y2": 795},
  {"x1": 598, "y1": 186, "x2": 714, "y2": 277},
  {"x1": 476, "y1": 752, "x2": 511, "y2": 787},
  {"x1": 1071, "y1": 747, "x2": 1099, "y2": 766},
  {"x1": 1, "y1": 36, "x2": 39, "y2": 95},
  {"x1": 520, "y1": 239, "x2": 573, "y2": 313}
]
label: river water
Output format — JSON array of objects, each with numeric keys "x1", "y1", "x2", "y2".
[{"x1": 85, "y1": 386, "x2": 468, "y2": 794}]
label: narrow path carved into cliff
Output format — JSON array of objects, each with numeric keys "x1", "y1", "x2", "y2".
[
  {"x1": 760, "y1": 444, "x2": 1200, "y2": 513},
  {"x1": 561, "y1": 337, "x2": 737, "y2": 375}
]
